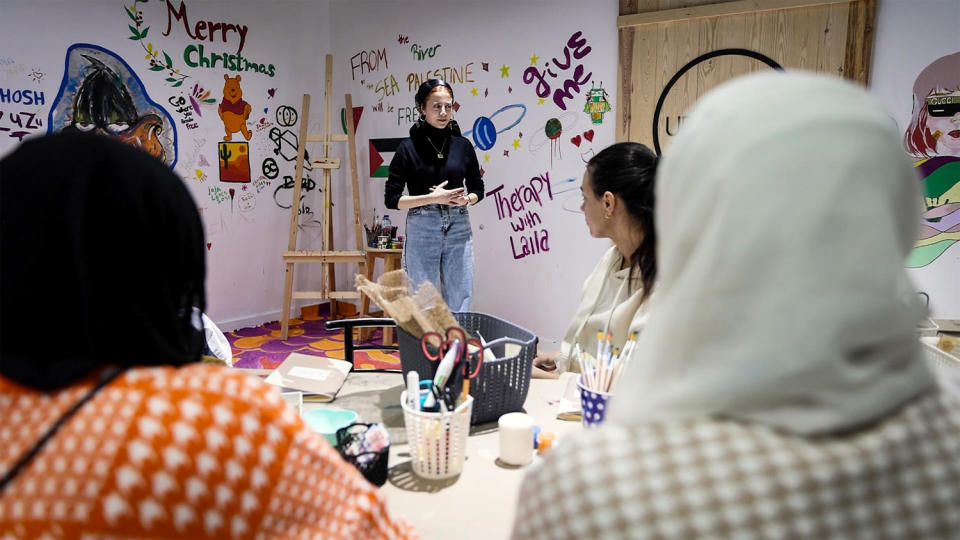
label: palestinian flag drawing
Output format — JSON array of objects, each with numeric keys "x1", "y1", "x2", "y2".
[{"x1": 369, "y1": 137, "x2": 405, "y2": 178}]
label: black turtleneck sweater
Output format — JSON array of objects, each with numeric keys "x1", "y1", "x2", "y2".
[{"x1": 384, "y1": 122, "x2": 485, "y2": 210}]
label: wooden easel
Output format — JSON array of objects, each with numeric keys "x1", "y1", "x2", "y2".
[{"x1": 280, "y1": 54, "x2": 365, "y2": 340}]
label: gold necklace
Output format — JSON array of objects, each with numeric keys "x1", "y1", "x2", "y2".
[{"x1": 425, "y1": 136, "x2": 447, "y2": 159}]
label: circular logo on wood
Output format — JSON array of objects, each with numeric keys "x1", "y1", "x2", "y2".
[{"x1": 653, "y1": 49, "x2": 782, "y2": 155}]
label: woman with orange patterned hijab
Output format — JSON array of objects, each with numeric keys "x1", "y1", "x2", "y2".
[{"x1": 0, "y1": 132, "x2": 414, "y2": 539}]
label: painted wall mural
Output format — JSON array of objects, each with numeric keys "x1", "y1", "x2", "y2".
[
  {"x1": 117, "y1": 0, "x2": 330, "y2": 236},
  {"x1": 522, "y1": 31, "x2": 593, "y2": 111},
  {"x1": 488, "y1": 173, "x2": 555, "y2": 260},
  {"x1": 2, "y1": 0, "x2": 622, "y2": 332},
  {"x1": 903, "y1": 52, "x2": 960, "y2": 269},
  {"x1": 48, "y1": 44, "x2": 177, "y2": 166},
  {"x1": 347, "y1": 25, "x2": 608, "y2": 266},
  {"x1": 329, "y1": 3, "x2": 622, "y2": 345},
  {"x1": 0, "y1": 0, "x2": 345, "y2": 328},
  {"x1": 218, "y1": 74, "x2": 252, "y2": 141},
  {"x1": 1, "y1": 0, "x2": 320, "y2": 239},
  {"x1": 0, "y1": 76, "x2": 45, "y2": 143}
]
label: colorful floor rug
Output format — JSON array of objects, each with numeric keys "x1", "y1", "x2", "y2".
[{"x1": 225, "y1": 310, "x2": 400, "y2": 371}]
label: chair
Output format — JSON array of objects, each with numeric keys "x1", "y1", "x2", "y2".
[{"x1": 325, "y1": 317, "x2": 400, "y2": 371}]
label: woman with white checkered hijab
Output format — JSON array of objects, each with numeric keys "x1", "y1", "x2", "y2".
[{"x1": 512, "y1": 72, "x2": 960, "y2": 539}]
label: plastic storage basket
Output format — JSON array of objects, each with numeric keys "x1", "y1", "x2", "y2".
[
  {"x1": 397, "y1": 311, "x2": 537, "y2": 424},
  {"x1": 921, "y1": 337, "x2": 960, "y2": 397},
  {"x1": 400, "y1": 392, "x2": 473, "y2": 479}
]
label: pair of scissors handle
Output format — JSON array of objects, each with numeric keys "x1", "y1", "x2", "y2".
[
  {"x1": 420, "y1": 326, "x2": 469, "y2": 362},
  {"x1": 420, "y1": 331, "x2": 448, "y2": 362},
  {"x1": 461, "y1": 338, "x2": 483, "y2": 379},
  {"x1": 444, "y1": 327, "x2": 468, "y2": 346}
]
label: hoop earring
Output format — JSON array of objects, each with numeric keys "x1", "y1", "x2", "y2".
[{"x1": 603, "y1": 213, "x2": 612, "y2": 221}]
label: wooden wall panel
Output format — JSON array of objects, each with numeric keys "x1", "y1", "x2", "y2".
[
  {"x1": 630, "y1": 24, "x2": 658, "y2": 142},
  {"x1": 818, "y1": 3, "x2": 849, "y2": 76},
  {"x1": 616, "y1": 0, "x2": 875, "y2": 149}
]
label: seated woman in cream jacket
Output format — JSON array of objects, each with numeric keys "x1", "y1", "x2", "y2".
[{"x1": 533, "y1": 142, "x2": 657, "y2": 377}]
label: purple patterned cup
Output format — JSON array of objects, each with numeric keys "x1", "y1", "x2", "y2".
[{"x1": 577, "y1": 375, "x2": 612, "y2": 427}]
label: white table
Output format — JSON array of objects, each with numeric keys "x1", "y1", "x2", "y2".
[{"x1": 304, "y1": 373, "x2": 579, "y2": 539}]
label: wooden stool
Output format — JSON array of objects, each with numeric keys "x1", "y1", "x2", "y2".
[{"x1": 359, "y1": 248, "x2": 403, "y2": 344}]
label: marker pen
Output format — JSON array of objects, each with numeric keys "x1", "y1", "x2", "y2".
[
  {"x1": 422, "y1": 340, "x2": 460, "y2": 410},
  {"x1": 406, "y1": 370, "x2": 420, "y2": 411},
  {"x1": 432, "y1": 340, "x2": 460, "y2": 390}
]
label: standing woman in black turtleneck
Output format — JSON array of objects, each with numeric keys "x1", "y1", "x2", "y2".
[{"x1": 385, "y1": 79, "x2": 484, "y2": 311}]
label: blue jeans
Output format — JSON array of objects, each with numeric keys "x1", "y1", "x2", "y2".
[{"x1": 403, "y1": 204, "x2": 474, "y2": 311}]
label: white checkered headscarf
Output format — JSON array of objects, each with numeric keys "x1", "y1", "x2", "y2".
[{"x1": 609, "y1": 71, "x2": 934, "y2": 436}]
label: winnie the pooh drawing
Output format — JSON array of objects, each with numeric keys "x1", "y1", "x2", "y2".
[{"x1": 218, "y1": 74, "x2": 252, "y2": 141}]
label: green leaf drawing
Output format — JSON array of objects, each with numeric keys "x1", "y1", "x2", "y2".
[
  {"x1": 203, "y1": 98, "x2": 217, "y2": 103},
  {"x1": 124, "y1": 2, "x2": 188, "y2": 88}
]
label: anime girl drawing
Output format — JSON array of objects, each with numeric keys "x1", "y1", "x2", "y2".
[
  {"x1": 48, "y1": 44, "x2": 177, "y2": 167},
  {"x1": 903, "y1": 52, "x2": 960, "y2": 268}
]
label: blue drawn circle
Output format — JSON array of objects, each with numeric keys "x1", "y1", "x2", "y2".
[
  {"x1": 472, "y1": 117, "x2": 497, "y2": 150},
  {"x1": 462, "y1": 104, "x2": 527, "y2": 150}
]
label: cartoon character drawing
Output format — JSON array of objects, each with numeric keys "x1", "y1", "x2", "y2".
[
  {"x1": 903, "y1": 52, "x2": 960, "y2": 268},
  {"x1": 218, "y1": 74, "x2": 252, "y2": 141},
  {"x1": 48, "y1": 44, "x2": 176, "y2": 166},
  {"x1": 584, "y1": 81, "x2": 611, "y2": 125}
]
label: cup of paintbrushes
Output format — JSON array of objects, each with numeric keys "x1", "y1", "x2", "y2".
[
  {"x1": 364, "y1": 225, "x2": 378, "y2": 248},
  {"x1": 577, "y1": 375, "x2": 612, "y2": 428}
]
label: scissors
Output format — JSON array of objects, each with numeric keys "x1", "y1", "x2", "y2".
[
  {"x1": 420, "y1": 327, "x2": 469, "y2": 363},
  {"x1": 419, "y1": 379, "x2": 454, "y2": 413},
  {"x1": 420, "y1": 327, "x2": 482, "y2": 398},
  {"x1": 458, "y1": 339, "x2": 483, "y2": 405}
]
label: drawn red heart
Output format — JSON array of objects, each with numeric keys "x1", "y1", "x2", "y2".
[
  {"x1": 571, "y1": 135, "x2": 582, "y2": 147},
  {"x1": 207, "y1": 243, "x2": 212, "y2": 250},
  {"x1": 584, "y1": 129, "x2": 594, "y2": 142}
]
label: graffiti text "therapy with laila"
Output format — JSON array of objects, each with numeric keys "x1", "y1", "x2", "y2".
[{"x1": 487, "y1": 173, "x2": 554, "y2": 260}]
